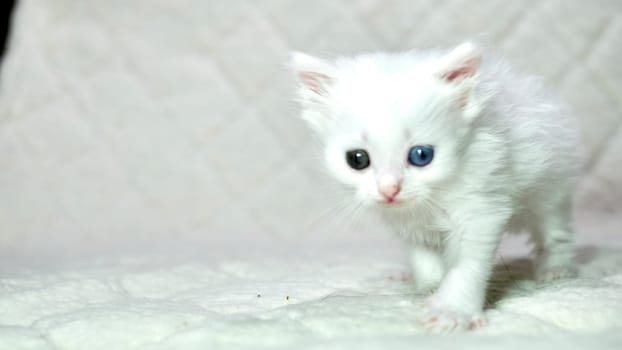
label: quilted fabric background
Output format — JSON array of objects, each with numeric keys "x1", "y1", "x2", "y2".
[{"x1": 0, "y1": 0, "x2": 621, "y2": 256}]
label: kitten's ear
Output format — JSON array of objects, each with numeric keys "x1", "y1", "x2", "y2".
[
  {"x1": 290, "y1": 52, "x2": 335, "y2": 99},
  {"x1": 436, "y1": 42, "x2": 482, "y2": 83},
  {"x1": 435, "y1": 42, "x2": 485, "y2": 121}
]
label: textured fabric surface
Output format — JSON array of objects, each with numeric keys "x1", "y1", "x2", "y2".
[
  {"x1": 1, "y1": 237, "x2": 622, "y2": 350},
  {"x1": 1, "y1": 0, "x2": 621, "y2": 251},
  {"x1": 0, "y1": 0, "x2": 621, "y2": 348}
]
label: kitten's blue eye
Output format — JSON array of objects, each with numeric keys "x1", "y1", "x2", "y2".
[{"x1": 408, "y1": 145, "x2": 434, "y2": 167}]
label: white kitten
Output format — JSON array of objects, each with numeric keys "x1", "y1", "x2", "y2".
[{"x1": 291, "y1": 42, "x2": 579, "y2": 332}]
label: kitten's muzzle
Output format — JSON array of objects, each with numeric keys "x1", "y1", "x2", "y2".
[{"x1": 378, "y1": 174, "x2": 402, "y2": 203}]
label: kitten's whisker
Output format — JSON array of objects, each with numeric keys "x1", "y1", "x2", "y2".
[
  {"x1": 308, "y1": 191, "x2": 372, "y2": 236},
  {"x1": 306, "y1": 195, "x2": 355, "y2": 231}
]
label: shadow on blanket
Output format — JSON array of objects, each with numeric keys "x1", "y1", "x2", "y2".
[{"x1": 486, "y1": 245, "x2": 610, "y2": 307}]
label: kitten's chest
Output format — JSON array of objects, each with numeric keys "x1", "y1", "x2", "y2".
[{"x1": 379, "y1": 206, "x2": 450, "y2": 248}]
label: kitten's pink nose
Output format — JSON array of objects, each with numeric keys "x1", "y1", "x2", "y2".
[{"x1": 378, "y1": 175, "x2": 402, "y2": 202}]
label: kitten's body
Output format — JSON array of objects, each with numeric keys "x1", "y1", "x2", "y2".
[{"x1": 292, "y1": 43, "x2": 579, "y2": 332}]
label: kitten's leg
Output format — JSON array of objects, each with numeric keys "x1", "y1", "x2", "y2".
[
  {"x1": 418, "y1": 205, "x2": 506, "y2": 332},
  {"x1": 409, "y1": 245, "x2": 444, "y2": 294},
  {"x1": 531, "y1": 194, "x2": 577, "y2": 281}
]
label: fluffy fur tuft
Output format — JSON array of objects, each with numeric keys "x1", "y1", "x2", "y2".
[{"x1": 291, "y1": 42, "x2": 580, "y2": 332}]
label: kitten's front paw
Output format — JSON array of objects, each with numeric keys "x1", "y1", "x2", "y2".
[
  {"x1": 416, "y1": 298, "x2": 487, "y2": 333},
  {"x1": 535, "y1": 263, "x2": 577, "y2": 282}
]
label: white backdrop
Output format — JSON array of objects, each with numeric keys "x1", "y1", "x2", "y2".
[{"x1": 1, "y1": 0, "x2": 621, "y2": 259}]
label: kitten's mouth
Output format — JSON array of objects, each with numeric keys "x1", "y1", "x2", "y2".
[{"x1": 377, "y1": 198, "x2": 406, "y2": 207}]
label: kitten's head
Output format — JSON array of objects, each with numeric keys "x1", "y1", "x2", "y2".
[{"x1": 291, "y1": 43, "x2": 487, "y2": 208}]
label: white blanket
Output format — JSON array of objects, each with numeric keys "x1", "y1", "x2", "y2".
[{"x1": 1, "y1": 221, "x2": 622, "y2": 349}]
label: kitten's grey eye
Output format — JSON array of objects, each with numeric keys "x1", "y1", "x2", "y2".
[
  {"x1": 345, "y1": 149, "x2": 370, "y2": 170},
  {"x1": 408, "y1": 145, "x2": 434, "y2": 167}
]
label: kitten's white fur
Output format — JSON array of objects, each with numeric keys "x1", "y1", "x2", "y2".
[{"x1": 291, "y1": 43, "x2": 579, "y2": 332}]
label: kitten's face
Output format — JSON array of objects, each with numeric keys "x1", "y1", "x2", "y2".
[
  {"x1": 293, "y1": 44, "x2": 483, "y2": 208},
  {"x1": 321, "y1": 77, "x2": 467, "y2": 207}
]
